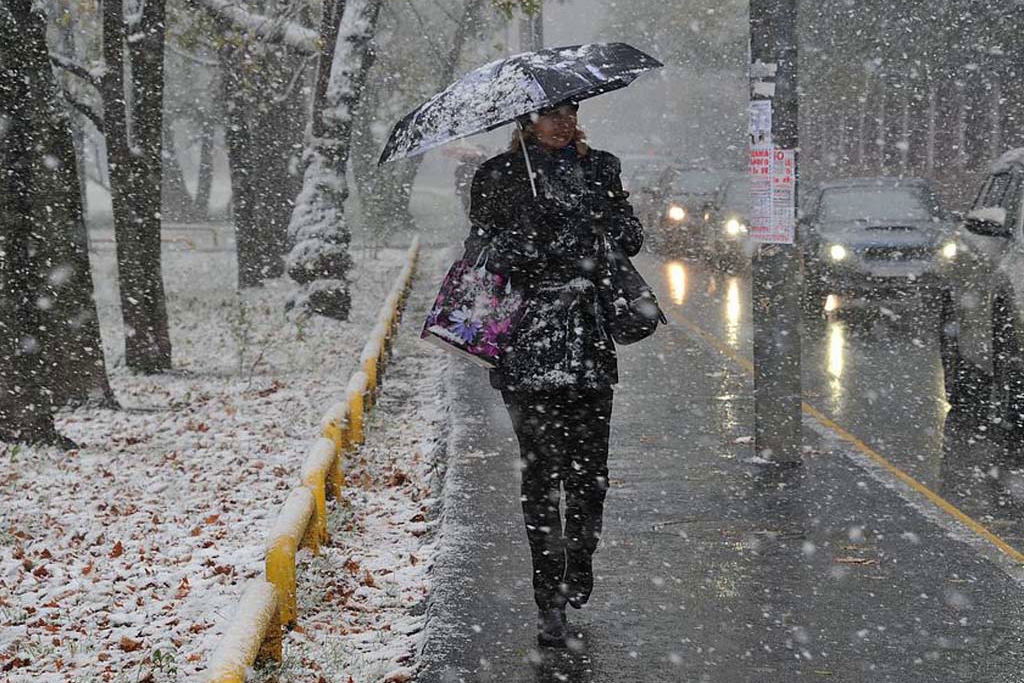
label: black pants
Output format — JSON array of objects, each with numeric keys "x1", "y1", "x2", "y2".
[{"x1": 501, "y1": 387, "x2": 614, "y2": 609}]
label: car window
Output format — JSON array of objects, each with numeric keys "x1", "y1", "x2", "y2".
[
  {"x1": 724, "y1": 180, "x2": 750, "y2": 208},
  {"x1": 818, "y1": 187, "x2": 934, "y2": 223},
  {"x1": 1004, "y1": 176, "x2": 1022, "y2": 235},
  {"x1": 670, "y1": 171, "x2": 721, "y2": 195},
  {"x1": 979, "y1": 173, "x2": 1012, "y2": 209}
]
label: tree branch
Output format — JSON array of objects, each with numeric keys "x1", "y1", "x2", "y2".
[
  {"x1": 49, "y1": 54, "x2": 102, "y2": 88},
  {"x1": 404, "y1": 0, "x2": 449, "y2": 68},
  {"x1": 187, "y1": 0, "x2": 319, "y2": 54},
  {"x1": 422, "y1": 0, "x2": 459, "y2": 23},
  {"x1": 59, "y1": 88, "x2": 104, "y2": 130},
  {"x1": 165, "y1": 42, "x2": 221, "y2": 67}
]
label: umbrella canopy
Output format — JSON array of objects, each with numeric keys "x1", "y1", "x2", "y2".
[{"x1": 378, "y1": 42, "x2": 662, "y2": 165}]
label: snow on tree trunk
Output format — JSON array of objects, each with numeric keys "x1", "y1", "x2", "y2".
[{"x1": 286, "y1": 0, "x2": 383, "y2": 320}]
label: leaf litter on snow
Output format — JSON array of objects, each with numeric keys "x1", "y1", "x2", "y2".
[{"x1": 0, "y1": 243, "x2": 436, "y2": 682}]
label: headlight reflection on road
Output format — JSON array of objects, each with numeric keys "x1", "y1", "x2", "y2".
[
  {"x1": 827, "y1": 322, "x2": 845, "y2": 379},
  {"x1": 827, "y1": 321, "x2": 846, "y2": 412},
  {"x1": 726, "y1": 278, "x2": 741, "y2": 347},
  {"x1": 667, "y1": 262, "x2": 687, "y2": 305}
]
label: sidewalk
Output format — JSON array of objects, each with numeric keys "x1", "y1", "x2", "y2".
[{"x1": 417, "y1": 289, "x2": 1024, "y2": 682}]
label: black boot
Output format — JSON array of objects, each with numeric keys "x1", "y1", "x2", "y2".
[
  {"x1": 537, "y1": 605, "x2": 567, "y2": 648},
  {"x1": 565, "y1": 553, "x2": 593, "y2": 609}
]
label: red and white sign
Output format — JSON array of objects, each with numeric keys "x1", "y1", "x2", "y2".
[{"x1": 748, "y1": 145, "x2": 796, "y2": 244}]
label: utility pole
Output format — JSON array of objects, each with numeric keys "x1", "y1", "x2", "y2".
[
  {"x1": 749, "y1": 0, "x2": 802, "y2": 464},
  {"x1": 519, "y1": 2, "x2": 543, "y2": 51}
]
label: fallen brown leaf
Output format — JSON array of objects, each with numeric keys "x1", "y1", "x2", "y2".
[{"x1": 119, "y1": 637, "x2": 142, "y2": 652}]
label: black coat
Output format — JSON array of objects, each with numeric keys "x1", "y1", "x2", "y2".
[{"x1": 466, "y1": 141, "x2": 644, "y2": 392}]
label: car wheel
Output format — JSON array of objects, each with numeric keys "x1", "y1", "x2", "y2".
[
  {"x1": 991, "y1": 298, "x2": 1024, "y2": 433},
  {"x1": 939, "y1": 293, "x2": 989, "y2": 409}
]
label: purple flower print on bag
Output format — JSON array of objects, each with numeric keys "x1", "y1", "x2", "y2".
[{"x1": 421, "y1": 253, "x2": 526, "y2": 368}]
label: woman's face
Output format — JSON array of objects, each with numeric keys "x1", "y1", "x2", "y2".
[{"x1": 532, "y1": 104, "x2": 578, "y2": 150}]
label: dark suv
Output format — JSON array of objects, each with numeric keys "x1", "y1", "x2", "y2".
[
  {"x1": 646, "y1": 165, "x2": 728, "y2": 257},
  {"x1": 799, "y1": 177, "x2": 955, "y2": 313}
]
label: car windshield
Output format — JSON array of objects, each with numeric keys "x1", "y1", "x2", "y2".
[
  {"x1": 819, "y1": 187, "x2": 934, "y2": 223},
  {"x1": 670, "y1": 170, "x2": 721, "y2": 195},
  {"x1": 724, "y1": 180, "x2": 750, "y2": 209}
]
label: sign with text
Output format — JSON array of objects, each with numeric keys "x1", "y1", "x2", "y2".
[
  {"x1": 748, "y1": 145, "x2": 796, "y2": 244},
  {"x1": 749, "y1": 100, "x2": 772, "y2": 145}
]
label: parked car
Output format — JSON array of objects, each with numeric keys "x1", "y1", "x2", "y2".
[
  {"x1": 703, "y1": 175, "x2": 751, "y2": 271},
  {"x1": 798, "y1": 177, "x2": 955, "y2": 314},
  {"x1": 937, "y1": 149, "x2": 1024, "y2": 428},
  {"x1": 647, "y1": 165, "x2": 729, "y2": 256}
]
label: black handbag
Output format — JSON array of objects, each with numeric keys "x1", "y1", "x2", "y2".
[{"x1": 597, "y1": 235, "x2": 667, "y2": 345}]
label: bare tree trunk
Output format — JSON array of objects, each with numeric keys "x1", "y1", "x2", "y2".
[
  {"x1": 925, "y1": 83, "x2": 937, "y2": 176},
  {"x1": 955, "y1": 81, "x2": 968, "y2": 171},
  {"x1": 989, "y1": 75, "x2": 1002, "y2": 160},
  {"x1": 101, "y1": 0, "x2": 173, "y2": 373},
  {"x1": 837, "y1": 112, "x2": 848, "y2": 168},
  {"x1": 1, "y1": 0, "x2": 116, "y2": 444},
  {"x1": 899, "y1": 88, "x2": 911, "y2": 174},
  {"x1": 220, "y1": 44, "x2": 306, "y2": 287},
  {"x1": 162, "y1": 122, "x2": 195, "y2": 222},
  {"x1": 194, "y1": 119, "x2": 216, "y2": 219},
  {"x1": 857, "y1": 72, "x2": 870, "y2": 170},
  {"x1": 875, "y1": 80, "x2": 887, "y2": 172}
]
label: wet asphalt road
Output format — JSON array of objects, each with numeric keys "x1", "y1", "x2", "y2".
[
  {"x1": 417, "y1": 254, "x2": 1024, "y2": 682},
  {"x1": 652, "y1": 256, "x2": 1024, "y2": 552}
]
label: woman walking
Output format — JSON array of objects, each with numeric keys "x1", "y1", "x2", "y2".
[{"x1": 465, "y1": 99, "x2": 643, "y2": 648}]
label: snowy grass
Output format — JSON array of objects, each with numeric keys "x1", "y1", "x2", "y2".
[{"x1": 0, "y1": 237, "x2": 446, "y2": 682}]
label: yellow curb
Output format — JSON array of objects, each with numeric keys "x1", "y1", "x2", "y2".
[
  {"x1": 265, "y1": 487, "x2": 314, "y2": 625},
  {"x1": 203, "y1": 579, "x2": 281, "y2": 682}
]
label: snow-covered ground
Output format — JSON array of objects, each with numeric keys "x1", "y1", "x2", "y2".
[{"x1": 0, "y1": 235, "x2": 449, "y2": 682}]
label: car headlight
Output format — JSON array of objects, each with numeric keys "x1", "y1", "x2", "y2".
[
  {"x1": 725, "y1": 219, "x2": 747, "y2": 236},
  {"x1": 667, "y1": 205, "x2": 686, "y2": 222},
  {"x1": 941, "y1": 242, "x2": 957, "y2": 260},
  {"x1": 829, "y1": 244, "x2": 848, "y2": 262}
]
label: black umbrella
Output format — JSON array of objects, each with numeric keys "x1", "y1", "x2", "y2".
[{"x1": 377, "y1": 42, "x2": 663, "y2": 166}]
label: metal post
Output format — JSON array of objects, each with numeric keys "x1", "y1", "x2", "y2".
[{"x1": 750, "y1": 0, "x2": 802, "y2": 464}]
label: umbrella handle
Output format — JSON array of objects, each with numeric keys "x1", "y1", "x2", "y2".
[{"x1": 516, "y1": 120, "x2": 539, "y2": 198}]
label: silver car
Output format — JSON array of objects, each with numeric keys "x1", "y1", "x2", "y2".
[
  {"x1": 799, "y1": 178, "x2": 955, "y2": 313},
  {"x1": 938, "y1": 150, "x2": 1024, "y2": 429}
]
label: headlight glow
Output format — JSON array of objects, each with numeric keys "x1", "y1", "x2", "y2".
[
  {"x1": 941, "y1": 242, "x2": 957, "y2": 260},
  {"x1": 725, "y1": 219, "x2": 747, "y2": 236},
  {"x1": 667, "y1": 205, "x2": 686, "y2": 222},
  {"x1": 830, "y1": 244, "x2": 848, "y2": 262}
]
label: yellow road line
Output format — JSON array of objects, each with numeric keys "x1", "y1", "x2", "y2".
[{"x1": 667, "y1": 308, "x2": 1024, "y2": 566}]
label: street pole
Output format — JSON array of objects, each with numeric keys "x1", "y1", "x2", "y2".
[
  {"x1": 519, "y1": 2, "x2": 543, "y2": 51},
  {"x1": 750, "y1": 0, "x2": 802, "y2": 464}
]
